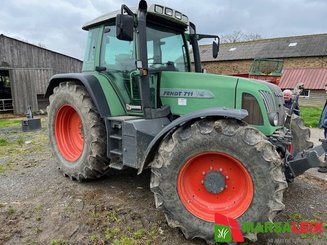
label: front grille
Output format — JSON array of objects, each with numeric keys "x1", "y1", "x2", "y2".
[
  {"x1": 263, "y1": 84, "x2": 285, "y2": 126},
  {"x1": 259, "y1": 90, "x2": 275, "y2": 113},
  {"x1": 242, "y1": 93, "x2": 264, "y2": 125}
]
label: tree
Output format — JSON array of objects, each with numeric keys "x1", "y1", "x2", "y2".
[{"x1": 220, "y1": 31, "x2": 262, "y2": 43}]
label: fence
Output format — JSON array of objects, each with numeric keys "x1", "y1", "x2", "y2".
[{"x1": 0, "y1": 99, "x2": 13, "y2": 111}]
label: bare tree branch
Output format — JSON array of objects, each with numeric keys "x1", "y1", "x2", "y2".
[{"x1": 220, "y1": 31, "x2": 262, "y2": 43}]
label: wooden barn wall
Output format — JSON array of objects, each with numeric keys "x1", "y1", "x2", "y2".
[
  {"x1": 0, "y1": 36, "x2": 82, "y2": 72},
  {"x1": 299, "y1": 90, "x2": 327, "y2": 108},
  {"x1": 0, "y1": 35, "x2": 82, "y2": 114},
  {"x1": 11, "y1": 69, "x2": 37, "y2": 114},
  {"x1": 11, "y1": 68, "x2": 54, "y2": 114}
]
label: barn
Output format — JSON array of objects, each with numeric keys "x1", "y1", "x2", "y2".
[
  {"x1": 198, "y1": 33, "x2": 327, "y2": 107},
  {"x1": 0, "y1": 34, "x2": 82, "y2": 114}
]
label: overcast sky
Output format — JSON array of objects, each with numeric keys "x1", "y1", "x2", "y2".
[{"x1": 1, "y1": 0, "x2": 326, "y2": 60}]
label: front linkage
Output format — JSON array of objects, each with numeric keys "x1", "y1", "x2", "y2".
[{"x1": 285, "y1": 139, "x2": 327, "y2": 182}]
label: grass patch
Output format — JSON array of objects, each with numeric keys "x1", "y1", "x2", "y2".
[
  {"x1": 0, "y1": 161, "x2": 14, "y2": 174},
  {"x1": 133, "y1": 229, "x2": 146, "y2": 239},
  {"x1": 0, "y1": 138, "x2": 9, "y2": 146},
  {"x1": 49, "y1": 239, "x2": 68, "y2": 245},
  {"x1": 105, "y1": 227, "x2": 121, "y2": 240},
  {"x1": 300, "y1": 106, "x2": 322, "y2": 128},
  {"x1": 88, "y1": 234, "x2": 97, "y2": 242},
  {"x1": 7, "y1": 206, "x2": 15, "y2": 215},
  {"x1": 112, "y1": 236, "x2": 135, "y2": 245},
  {"x1": 0, "y1": 131, "x2": 50, "y2": 159},
  {"x1": 0, "y1": 119, "x2": 21, "y2": 128}
]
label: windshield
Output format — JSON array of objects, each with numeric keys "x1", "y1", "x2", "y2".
[
  {"x1": 99, "y1": 22, "x2": 189, "y2": 107},
  {"x1": 146, "y1": 24, "x2": 189, "y2": 72},
  {"x1": 100, "y1": 23, "x2": 189, "y2": 72}
]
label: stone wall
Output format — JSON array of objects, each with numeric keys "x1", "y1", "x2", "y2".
[{"x1": 201, "y1": 57, "x2": 327, "y2": 75}]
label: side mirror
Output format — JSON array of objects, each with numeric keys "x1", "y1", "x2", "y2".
[
  {"x1": 212, "y1": 41, "x2": 219, "y2": 59},
  {"x1": 116, "y1": 14, "x2": 134, "y2": 41}
]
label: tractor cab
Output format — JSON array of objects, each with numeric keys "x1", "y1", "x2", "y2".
[{"x1": 82, "y1": 2, "x2": 218, "y2": 117}]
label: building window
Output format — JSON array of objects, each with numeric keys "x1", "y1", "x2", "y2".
[{"x1": 299, "y1": 89, "x2": 310, "y2": 98}]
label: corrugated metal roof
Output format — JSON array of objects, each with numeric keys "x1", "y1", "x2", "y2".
[
  {"x1": 197, "y1": 33, "x2": 327, "y2": 62},
  {"x1": 279, "y1": 68, "x2": 327, "y2": 90}
]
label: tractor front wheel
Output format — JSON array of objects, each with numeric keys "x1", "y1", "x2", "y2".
[
  {"x1": 289, "y1": 115, "x2": 313, "y2": 155},
  {"x1": 48, "y1": 82, "x2": 109, "y2": 181},
  {"x1": 150, "y1": 119, "x2": 287, "y2": 243}
]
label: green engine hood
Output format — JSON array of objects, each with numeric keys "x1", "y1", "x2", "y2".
[{"x1": 160, "y1": 71, "x2": 239, "y2": 115}]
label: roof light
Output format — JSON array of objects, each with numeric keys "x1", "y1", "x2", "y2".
[
  {"x1": 165, "y1": 8, "x2": 173, "y2": 16},
  {"x1": 149, "y1": 4, "x2": 189, "y2": 24},
  {"x1": 289, "y1": 42, "x2": 297, "y2": 47},
  {"x1": 175, "y1": 11, "x2": 182, "y2": 20},
  {"x1": 182, "y1": 15, "x2": 188, "y2": 23},
  {"x1": 154, "y1": 5, "x2": 164, "y2": 14}
]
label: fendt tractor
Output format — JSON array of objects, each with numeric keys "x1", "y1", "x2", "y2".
[{"x1": 45, "y1": 1, "x2": 327, "y2": 243}]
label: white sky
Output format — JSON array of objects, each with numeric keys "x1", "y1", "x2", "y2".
[{"x1": 1, "y1": 0, "x2": 326, "y2": 60}]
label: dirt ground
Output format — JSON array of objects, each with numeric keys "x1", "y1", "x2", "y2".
[{"x1": 1, "y1": 121, "x2": 327, "y2": 245}]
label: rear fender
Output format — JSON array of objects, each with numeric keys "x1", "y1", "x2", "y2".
[
  {"x1": 138, "y1": 108, "x2": 248, "y2": 174},
  {"x1": 45, "y1": 73, "x2": 110, "y2": 117}
]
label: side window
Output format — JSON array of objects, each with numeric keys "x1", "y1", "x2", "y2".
[
  {"x1": 100, "y1": 25, "x2": 136, "y2": 105},
  {"x1": 100, "y1": 25, "x2": 135, "y2": 72},
  {"x1": 82, "y1": 27, "x2": 100, "y2": 71}
]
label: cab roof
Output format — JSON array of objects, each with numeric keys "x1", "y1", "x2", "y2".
[{"x1": 82, "y1": 4, "x2": 189, "y2": 30}]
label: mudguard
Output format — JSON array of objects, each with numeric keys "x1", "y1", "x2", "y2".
[
  {"x1": 45, "y1": 73, "x2": 110, "y2": 118},
  {"x1": 138, "y1": 107, "x2": 248, "y2": 174}
]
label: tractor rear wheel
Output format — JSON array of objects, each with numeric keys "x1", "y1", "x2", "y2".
[
  {"x1": 150, "y1": 119, "x2": 287, "y2": 243},
  {"x1": 48, "y1": 82, "x2": 109, "y2": 181}
]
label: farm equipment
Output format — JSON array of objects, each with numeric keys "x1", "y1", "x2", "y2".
[
  {"x1": 45, "y1": 1, "x2": 326, "y2": 243},
  {"x1": 231, "y1": 58, "x2": 284, "y2": 85}
]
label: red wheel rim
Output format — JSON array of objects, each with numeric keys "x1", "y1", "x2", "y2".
[
  {"x1": 177, "y1": 152, "x2": 254, "y2": 222},
  {"x1": 55, "y1": 105, "x2": 84, "y2": 162}
]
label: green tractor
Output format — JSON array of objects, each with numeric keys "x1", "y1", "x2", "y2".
[{"x1": 45, "y1": 1, "x2": 325, "y2": 243}]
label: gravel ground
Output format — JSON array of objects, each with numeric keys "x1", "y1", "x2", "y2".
[{"x1": 0, "y1": 125, "x2": 327, "y2": 245}]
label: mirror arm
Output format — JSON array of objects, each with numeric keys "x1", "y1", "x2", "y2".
[
  {"x1": 196, "y1": 34, "x2": 219, "y2": 41},
  {"x1": 121, "y1": 4, "x2": 134, "y2": 16}
]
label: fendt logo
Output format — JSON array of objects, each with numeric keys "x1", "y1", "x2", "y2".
[{"x1": 214, "y1": 213, "x2": 244, "y2": 243}]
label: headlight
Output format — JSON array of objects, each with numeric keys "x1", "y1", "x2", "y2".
[{"x1": 268, "y1": 113, "x2": 279, "y2": 126}]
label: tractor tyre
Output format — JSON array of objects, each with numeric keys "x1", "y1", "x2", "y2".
[
  {"x1": 48, "y1": 82, "x2": 109, "y2": 181},
  {"x1": 290, "y1": 115, "x2": 313, "y2": 155},
  {"x1": 150, "y1": 119, "x2": 288, "y2": 243}
]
